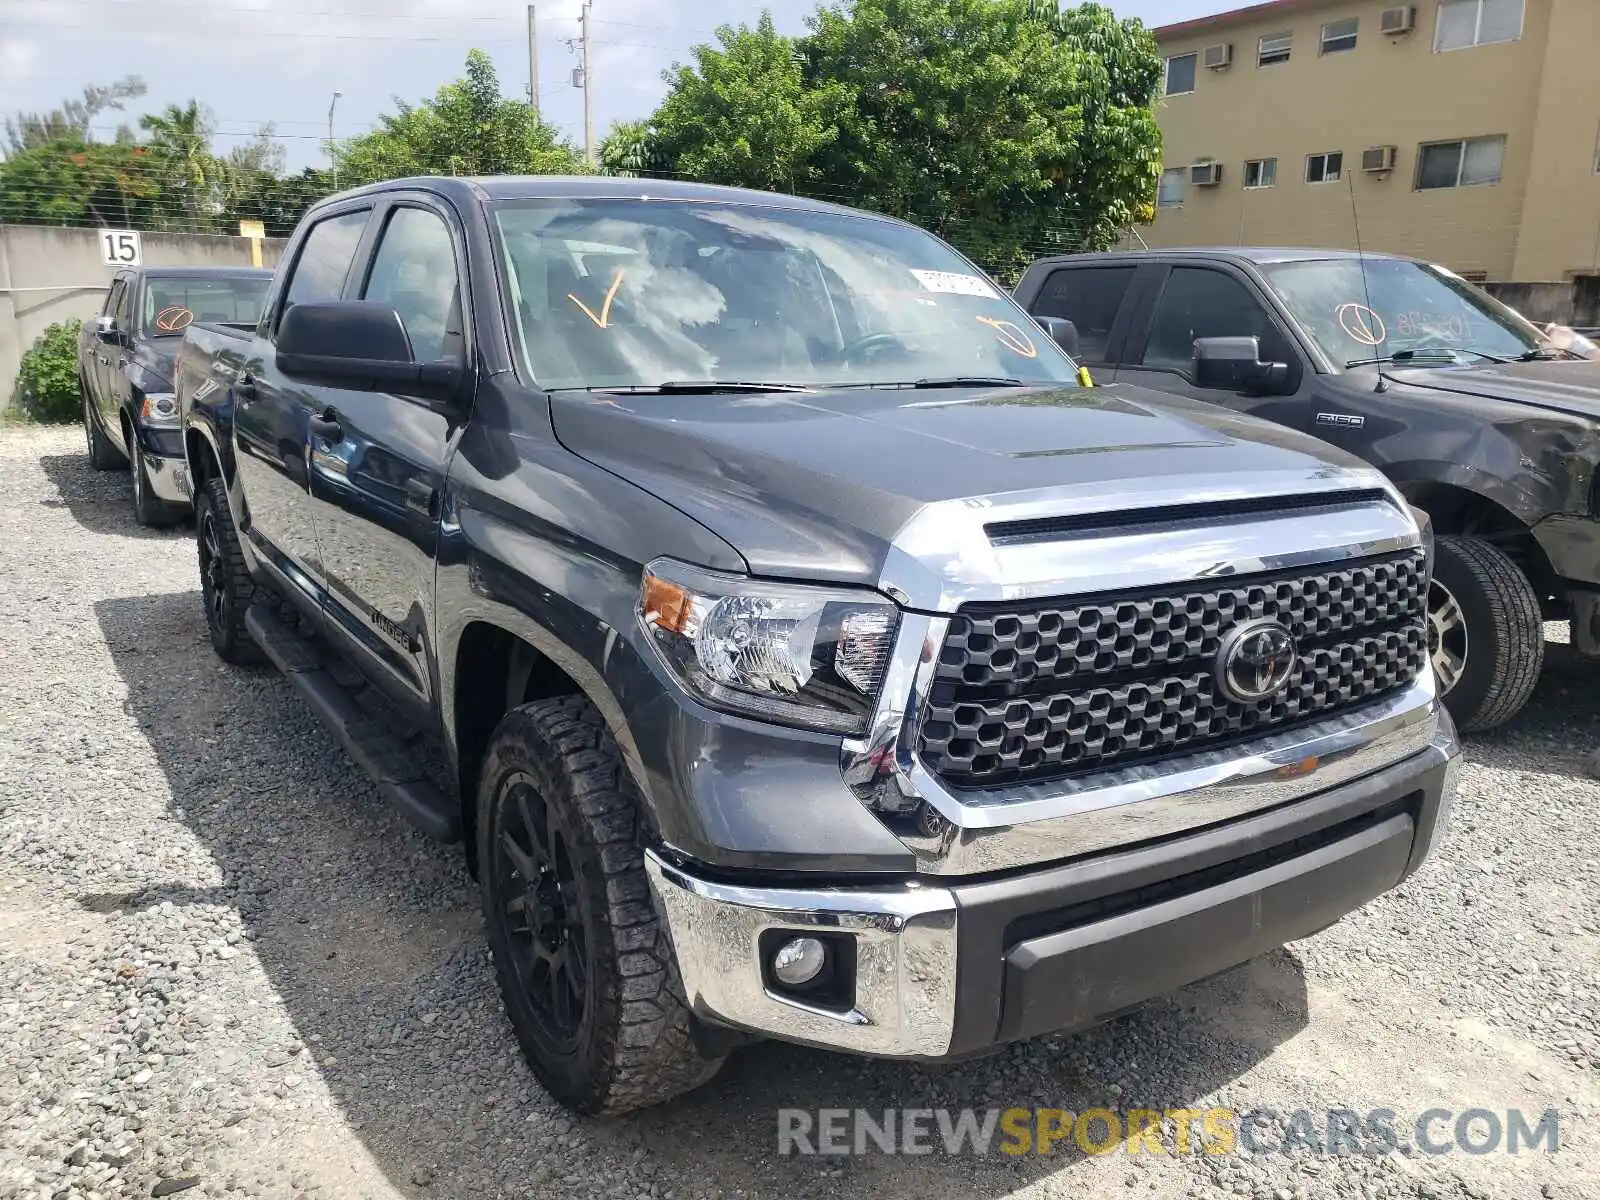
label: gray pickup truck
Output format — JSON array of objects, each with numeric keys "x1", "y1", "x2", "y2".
[{"x1": 180, "y1": 176, "x2": 1459, "y2": 1115}]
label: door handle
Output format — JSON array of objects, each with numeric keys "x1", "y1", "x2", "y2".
[
  {"x1": 309, "y1": 409, "x2": 343, "y2": 442},
  {"x1": 405, "y1": 478, "x2": 438, "y2": 516}
]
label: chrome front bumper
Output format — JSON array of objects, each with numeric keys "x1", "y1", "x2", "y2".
[
  {"x1": 647, "y1": 707, "x2": 1459, "y2": 1058},
  {"x1": 144, "y1": 451, "x2": 192, "y2": 505}
]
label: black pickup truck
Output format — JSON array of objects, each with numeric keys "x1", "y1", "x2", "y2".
[
  {"x1": 180, "y1": 177, "x2": 1458, "y2": 1114},
  {"x1": 1016, "y1": 248, "x2": 1600, "y2": 732},
  {"x1": 78, "y1": 266, "x2": 272, "y2": 525}
]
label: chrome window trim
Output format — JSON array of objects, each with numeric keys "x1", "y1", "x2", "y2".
[{"x1": 843, "y1": 476, "x2": 1434, "y2": 875}]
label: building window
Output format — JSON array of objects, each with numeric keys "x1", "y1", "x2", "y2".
[
  {"x1": 1435, "y1": 0, "x2": 1524, "y2": 51},
  {"x1": 1244, "y1": 158, "x2": 1278, "y2": 188},
  {"x1": 1457, "y1": 271, "x2": 1489, "y2": 283},
  {"x1": 1416, "y1": 135, "x2": 1505, "y2": 188},
  {"x1": 1165, "y1": 53, "x2": 1197, "y2": 95},
  {"x1": 1258, "y1": 32, "x2": 1292, "y2": 66},
  {"x1": 1158, "y1": 167, "x2": 1186, "y2": 207},
  {"x1": 1306, "y1": 152, "x2": 1344, "y2": 184},
  {"x1": 1321, "y1": 18, "x2": 1359, "y2": 53}
]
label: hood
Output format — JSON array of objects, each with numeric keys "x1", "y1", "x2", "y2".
[
  {"x1": 550, "y1": 382, "x2": 1381, "y2": 587},
  {"x1": 1387, "y1": 358, "x2": 1600, "y2": 419}
]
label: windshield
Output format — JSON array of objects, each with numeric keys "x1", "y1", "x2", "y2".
[
  {"x1": 491, "y1": 198, "x2": 1080, "y2": 391},
  {"x1": 141, "y1": 276, "x2": 271, "y2": 337},
  {"x1": 1260, "y1": 258, "x2": 1546, "y2": 366}
]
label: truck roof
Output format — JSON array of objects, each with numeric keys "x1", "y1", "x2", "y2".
[
  {"x1": 130, "y1": 266, "x2": 275, "y2": 278},
  {"x1": 314, "y1": 174, "x2": 878, "y2": 221},
  {"x1": 1033, "y1": 246, "x2": 1417, "y2": 268}
]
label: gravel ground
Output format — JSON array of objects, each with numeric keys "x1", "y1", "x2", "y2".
[{"x1": 1, "y1": 423, "x2": 1597, "y2": 1200}]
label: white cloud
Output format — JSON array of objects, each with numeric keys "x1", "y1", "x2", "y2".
[{"x1": 0, "y1": 38, "x2": 41, "y2": 108}]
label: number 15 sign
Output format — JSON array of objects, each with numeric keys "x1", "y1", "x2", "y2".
[{"x1": 100, "y1": 229, "x2": 142, "y2": 266}]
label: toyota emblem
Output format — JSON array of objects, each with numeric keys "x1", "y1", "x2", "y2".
[{"x1": 1215, "y1": 618, "x2": 1298, "y2": 703}]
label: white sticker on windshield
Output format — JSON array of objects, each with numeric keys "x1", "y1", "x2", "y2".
[{"x1": 910, "y1": 269, "x2": 999, "y2": 298}]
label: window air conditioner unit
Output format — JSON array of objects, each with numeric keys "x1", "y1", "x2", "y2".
[
  {"x1": 1362, "y1": 145, "x2": 1397, "y2": 173},
  {"x1": 1380, "y1": 6, "x2": 1415, "y2": 35},
  {"x1": 1203, "y1": 43, "x2": 1233, "y2": 69},
  {"x1": 1191, "y1": 161, "x2": 1223, "y2": 186}
]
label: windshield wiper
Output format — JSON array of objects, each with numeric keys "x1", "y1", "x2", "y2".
[
  {"x1": 581, "y1": 380, "x2": 815, "y2": 395},
  {"x1": 1518, "y1": 346, "x2": 1583, "y2": 362},
  {"x1": 1345, "y1": 347, "x2": 1511, "y2": 368},
  {"x1": 831, "y1": 375, "x2": 1029, "y2": 390}
]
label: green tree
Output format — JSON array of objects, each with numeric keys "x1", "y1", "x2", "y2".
[
  {"x1": 650, "y1": 13, "x2": 838, "y2": 193},
  {"x1": 0, "y1": 139, "x2": 162, "y2": 227},
  {"x1": 334, "y1": 49, "x2": 585, "y2": 184},
  {"x1": 803, "y1": 0, "x2": 1095, "y2": 275},
  {"x1": 1035, "y1": 1, "x2": 1164, "y2": 247},
  {"x1": 598, "y1": 118, "x2": 659, "y2": 177},
  {"x1": 140, "y1": 101, "x2": 224, "y2": 228},
  {"x1": 3, "y1": 76, "x2": 147, "y2": 156}
]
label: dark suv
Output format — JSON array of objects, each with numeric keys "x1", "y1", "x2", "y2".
[{"x1": 1016, "y1": 247, "x2": 1600, "y2": 732}]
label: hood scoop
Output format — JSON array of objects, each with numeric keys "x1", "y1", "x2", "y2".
[{"x1": 985, "y1": 489, "x2": 1394, "y2": 546}]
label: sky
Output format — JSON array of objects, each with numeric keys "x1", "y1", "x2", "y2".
[{"x1": 0, "y1": 0, "x2": 1221, "y2": 171}]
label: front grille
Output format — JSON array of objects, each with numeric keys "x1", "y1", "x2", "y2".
[{"x1": 918, "y1": 549, "x2": 1429, "y2": 788}]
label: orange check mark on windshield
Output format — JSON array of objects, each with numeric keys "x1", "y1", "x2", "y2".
[{"x1": 569, "y1": 267, "x2": 626, "y2": 329}]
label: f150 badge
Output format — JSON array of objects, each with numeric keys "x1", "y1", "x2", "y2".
[{"x1": 1315, "y1": 412, "x2": 1365, "y2": 429}]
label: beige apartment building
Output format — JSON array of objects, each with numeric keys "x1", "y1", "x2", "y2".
[{"x1": 1146, "y1": 0, "x2": 1600, "y2": 285}]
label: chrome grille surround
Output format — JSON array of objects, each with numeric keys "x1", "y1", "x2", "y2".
[{"x1": 839, "y1": 466, "x2": 1443, "y2": 876}]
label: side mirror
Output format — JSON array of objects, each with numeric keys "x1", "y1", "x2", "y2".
[
  {"x1": 1033, "y1": 315, "x2": 1081, "y2": 359},
  {"x1": 276, "y1": 301, "x2": 463, "y2": 402},
  {"x1": 94, "y1": 316, "x2": 122, "y2": 345},
  {"x1": 1192, "y1": 336, "x2": 1293, "y2": 394}
]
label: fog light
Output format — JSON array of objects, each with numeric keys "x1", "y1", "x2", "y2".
[{"x1": 771, "y1": 936, "x2": 826, "y2": 987}]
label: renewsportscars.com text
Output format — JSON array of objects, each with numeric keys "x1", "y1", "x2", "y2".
[{"x1": 777, "y1": 1107, "x2": 1561, "y2": 1158}]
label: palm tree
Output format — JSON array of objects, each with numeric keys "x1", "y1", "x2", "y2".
[{"x1": 139, "y1": 101, "x2": 219, "y2": 229}]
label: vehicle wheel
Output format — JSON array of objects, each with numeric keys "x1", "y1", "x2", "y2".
[
  {"x1": 477, "y1": 695, "x2": 724, "y2": 1115},
  {"x1": 129, "y1": 434, "x2": 180, "y2": 527},
  {"x1": 1429, "y1": 535, "x2": 1542, "y2": 732},
  {"x1": 83, "y1": 391, "x2": 126, "y2": 471},
  {"x1": 197, "y1": 477, "x2": 264, "y2": 665}
]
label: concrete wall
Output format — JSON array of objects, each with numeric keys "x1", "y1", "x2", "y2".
[
  {"x1": 0, "y1": 225, "x2": 286, "y2": 411},
  {"x1": 1146, "y1": 0, "x2": 1600, "y2": 283}
]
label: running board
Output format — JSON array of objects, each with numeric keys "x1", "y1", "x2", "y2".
[{"x1": 245, "y1": 602, "x2": 460, "y2": 842}]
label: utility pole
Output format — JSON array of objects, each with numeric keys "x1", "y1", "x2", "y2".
[
  {"x1": 527, "y1": 5, "x2": 540, "y2": 118},
  {"x1": 327, "y1": 90, "x2": 342, "y2": 190},
  {"x1": 581, "y1": 0, "x2": 594, "y2": 165}
]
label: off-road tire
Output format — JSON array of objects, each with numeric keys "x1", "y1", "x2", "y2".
[
  {"x1": 83, "y1": 391, "x2": 126, "y2": 471},
  {"x1": 197, "y1": 477, "x2": 264, "y2": 665},
  {"x1": 1432, "y1": 535, "x2": 1542, "y2": 732},
  {"x1": 129, "y1": 433, "x2": 182, "y2": 527},
  {"x1": 477, "y1": 695, "x2": 723, "y2": 1115}
]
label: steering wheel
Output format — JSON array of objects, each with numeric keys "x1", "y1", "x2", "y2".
[{"x1": 838, "y1": 331, "x2": 907, "y2": 367}]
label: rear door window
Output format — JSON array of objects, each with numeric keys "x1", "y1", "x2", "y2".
[{"x1": 1029, "y1": 266, "x2": 1136, "y2": 364}]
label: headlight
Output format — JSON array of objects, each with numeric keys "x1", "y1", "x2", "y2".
[
  {"x1": 139, "y1": 391, "x2": 180, "y2": 427},
  {"x1": 638, "y1": 559, "x2": 900, "y2": 735}
]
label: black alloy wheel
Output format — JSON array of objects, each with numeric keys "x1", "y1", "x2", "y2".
[{"x1": 491, "y1": 771, "x2": 592, "y2": 1055}]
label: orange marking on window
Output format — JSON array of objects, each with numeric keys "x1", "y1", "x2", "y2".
[
  {"x1": 976, "y1": 315, "x2": 1038, "y2": 358},
  {"x1": 568, "y1": 267, "x2": 626, "y2": 329}
]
